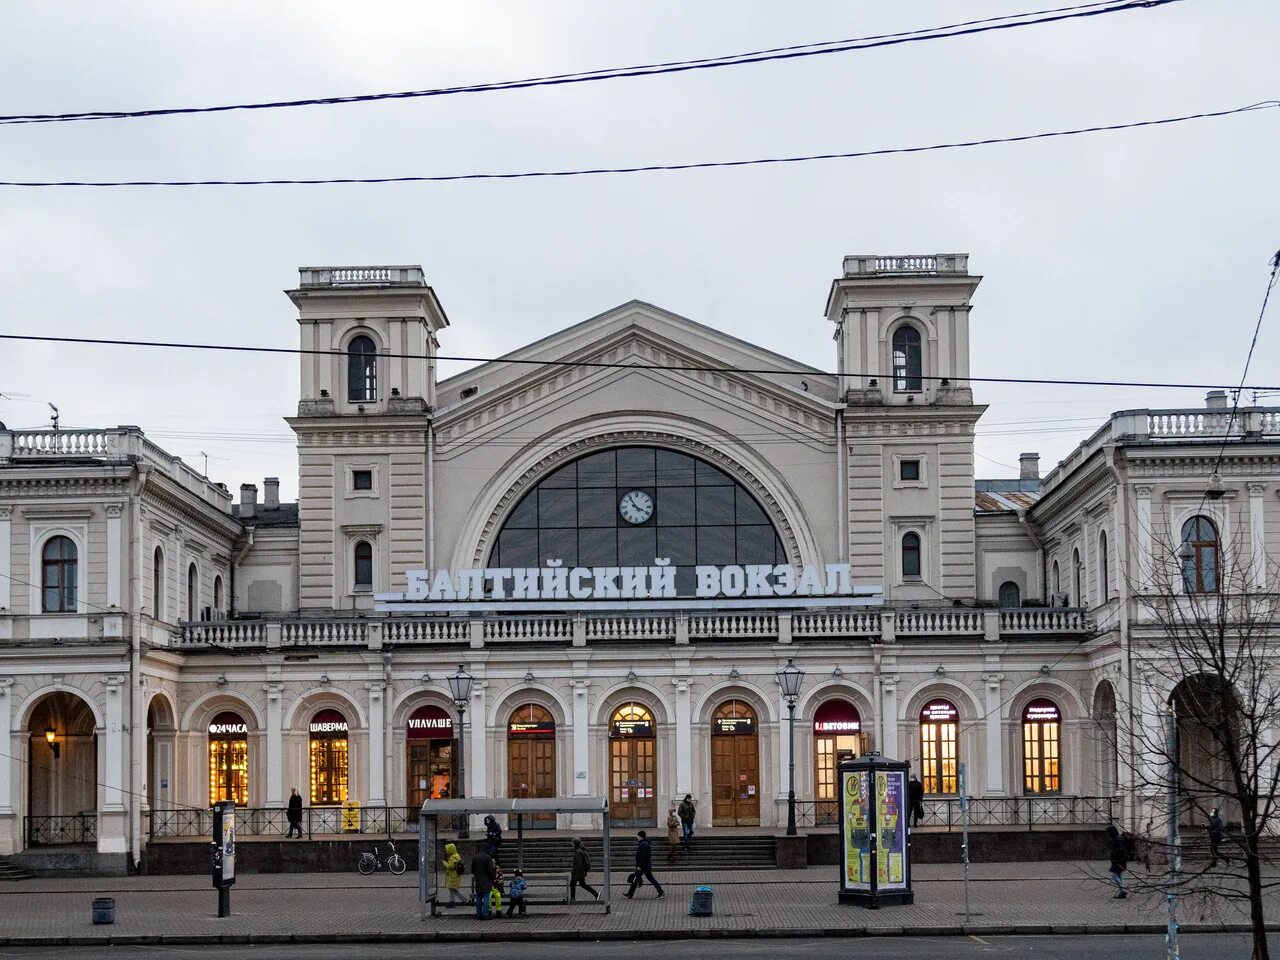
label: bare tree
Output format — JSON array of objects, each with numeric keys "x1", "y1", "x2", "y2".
[{"x1": 1114, "y1": 517, "x2": 1280, "y2": 960}]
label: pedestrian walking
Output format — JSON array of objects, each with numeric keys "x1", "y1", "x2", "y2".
[
  {"x1": 908, "y1": 774, "x2": 925, "y2": 828},
  {"x1": 506, "y1": 868, "x2": 528, "y2": 916},
  {"x1": 484, "y1": 814, "x2": 504, "y2": 861},
  {"x1": 623, "y1": 830, "x2": 665, "y2": 899},
  {"x1": 666, "y1": 807, "x2": 680, "y2": 863},
  {"x1": 442, "y1": 841, "x2": 466, "y2": 904},
  {"x1": 569, "y1": 837, "x2": 600, "y2": 902},
  {"x1": 286, "y1": 787, "x2": 303, "y2": 838},
  {"x1": 1208, "y1": 808, "x2": 1228, "y2": 867},
  {"x1": 1107, "y1": 824, "x2": 1128, "y2": 899},
  {"x1": 677, "y1": 794, "x2": 696, "y2": 851},
  {"x1": 471, "y1": 847, "x2": 497, "y2": 919}
]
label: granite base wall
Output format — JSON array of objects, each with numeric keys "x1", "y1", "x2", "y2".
[{"x1": 804, "y1": 828, "x2": 1107, "y2": 866}]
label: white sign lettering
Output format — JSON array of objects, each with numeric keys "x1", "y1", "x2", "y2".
[
  {"x1": 208, "y1": 722, "x2": 248, "y2": 736},
  {"x1": 408, "y1": 717, "x2": 452, "y2": 730},
  {"x1": 309, "y1": 721, "x2": 348, "y2": 734}
]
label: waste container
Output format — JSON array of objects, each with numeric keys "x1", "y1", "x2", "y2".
[
  {"x1": 91, "y1": 897, "x2": 116, "y2": 924},
  {"x1": 341, "y1": 799, "x2": 361, "y2": 833},
  {"x1": 688, "y1": 885, "x2": 713, "y2": 916}
]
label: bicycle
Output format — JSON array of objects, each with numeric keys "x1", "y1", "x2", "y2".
[{"x1": 357, "y1": 839, "x2": 406, "y2": 876}]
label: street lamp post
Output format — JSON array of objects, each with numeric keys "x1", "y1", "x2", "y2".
[
  {"x1": 447, "y1": 664, "x2": 474, "y2": 839},
  {"x1": 776, "y1": 658, "x2": 805, "y2": 837}
]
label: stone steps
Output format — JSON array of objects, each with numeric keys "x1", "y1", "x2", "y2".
[{"x1": 0, "y1": 859, "x2": 33, "y2": 881}]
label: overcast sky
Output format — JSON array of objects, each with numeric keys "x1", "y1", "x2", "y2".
[{"x1": 1, "y1": 1, "x2": 1276, "y2": 500}]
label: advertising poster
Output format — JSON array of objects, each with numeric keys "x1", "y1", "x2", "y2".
[
  {"x1": 875, "y1": 770, "x2": 907, "y2": 890},
  {"x1": 841, "y1": 770, "x2": 871, "y2": 890}
]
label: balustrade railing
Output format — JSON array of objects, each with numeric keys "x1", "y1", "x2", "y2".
[
  {"x1": 148, "y1": 805, "x2": 419, "y2": 839},
  {"x1": 895, "y1": 610, "x2": 983, "y2": 634},
  {"x1": 778, "y1": 795, "x2": 1115, "y2": 830},
  {"x1": 282, "y1": 620, "x2": 367, "y2": 645},
  {"x1": 176, "y1": 621, "x2": 266, "y2": 646},
  {"x1": 585, "y1": 615, "x2": 675, "y2": 640},
  {"x1": 1000, "y1": 608, "x2": 1087, "y2": 633},
  {"x1": 485, "y1": 617, "x2": 572, "y2": 641},
  {"x1": 792, "y1": 611, "x2": 879, "y2": 636},
  {"x1": 9, "y1": 430, "x2": 110, "y2": 457},
  {"x1": 24, "y1": 813, "x2": 98, "y2": 845},
  {"x1": 384, "y1": 618, "x2": 468, "y2": 643},
  {"x1": 689, "y1": 612, "x2": 778, "y2": 638}
]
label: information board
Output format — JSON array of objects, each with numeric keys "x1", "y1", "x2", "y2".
[
  {"x1": 841, "y1": 769, "x2": 871, "y2": 891},
  {"x1": 875, "y1": 770, "x2": 907, "y2": 890}
]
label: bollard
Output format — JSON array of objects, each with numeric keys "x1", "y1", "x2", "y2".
[{"x1": 91, "y1": 897, "x2": 116, "y2": 924}]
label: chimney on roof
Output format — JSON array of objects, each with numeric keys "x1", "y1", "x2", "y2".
[
  {"x1": 1206, "y1": 390, "x2": 1228, "y2": 409},
  {"x1": 239, "y1": 483, "x2": 257, "y2": 519},
  {"x1": 1019, "y1": 452, "x2": 1040, "y2": 481},
  {"x1": 263, "y1": 477, "x2": 280, "y2": 511}
]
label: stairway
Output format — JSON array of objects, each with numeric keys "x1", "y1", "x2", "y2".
[
  {"x1": 0, "y1": 858, "x2": 32, "y2": 881},
  {"x1": 494, "y1": 834, "x2": 777, "y2": 873}
]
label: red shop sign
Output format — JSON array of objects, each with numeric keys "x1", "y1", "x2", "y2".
[
  {"x1": 407, "y1": 704, "x2": 454, "y2": 739},
  {"x1": 310, "y1": 708, "x2": 348, "y2": 735},
  {"x1": 813, "y1": 699, "x2": 861, "y2": 734}
]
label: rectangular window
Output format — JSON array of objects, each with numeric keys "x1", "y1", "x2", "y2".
[
  {"x1": 1023, "y1": 721, "x2": 1061, "y2": 794},
  {"x1": 352, "y1": 470, "x2": 373, "y2": 491},
  {"x1": 921, "y1": 721, "x2": 957, "y2": 794},
  {"x1": 899, "y1": 459, "x2": 921, "y2": 481}
]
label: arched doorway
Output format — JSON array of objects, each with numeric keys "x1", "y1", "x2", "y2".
[
  {"x1": 711, "y1": 699, "x2": 760, "y2": 826},
  {"x1": 407, "y1": 704, "x2": 456, "y2": 809},
  {"x1": 1021, "y1": 699, "x2": 1061, "y2": 795},
  {"x1": 813, "y1": 699, "x2": 864, "y2": 824},
  {"x1": 308, "y1": 709, "x2": 349, "y2": 806},
  {"x1": 1092, "y1": 681, "x2": 1118, "y2": 796},
  {"x1": 507, "y1": 704, "x2": 557, "y2": 828},
  {"x1": 26, "y1": 692, "x2": 97, "y2": 846},
  {"x1": 609, "y1": 703, "x2": 657, "y2": 826},
  {"x1": 1171, "y1": 674, "x2": 1238, "y2": 825},
  {"x1": 207, "y1": 711, "x2": 249, "y2": 805},
  {"x1": 919, "y1": 698, "x2": 959, "y2": 795}
]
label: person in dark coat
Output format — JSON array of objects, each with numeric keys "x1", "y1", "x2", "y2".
[
  {"x1": 569, "y1": 837, "x2": 600, "y2": 902},
  {"x1": 908, "y1": 775, "x2": 925, "y2": 828},
  {"x1": 286, "y1": 787, "x2": 303, "y2": 838},
  {"x1": 623, "y1": 830, "x2": 664, "y2": 899},
  {"x1": 1107, "y1": 824, "x2": 1128, "y2": 899},
  {"x1": 677, "y1": 794, "x2": 696, "y2": 851},
  {"x1": 1208, "y1": 808, "x2": 1228, "y2": 867},
  {"x1": 471, "y1": 848, "x2": 497, "y2": 918},
  {"x1": 483, "y1": 815, "x2": 504, "y2": 861}
]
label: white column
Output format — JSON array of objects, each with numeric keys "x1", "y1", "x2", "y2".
[
  {"x1": 879, "y1": 677, "x2": 899, "y2": 759},
  {"x1": 103, "y1": 677, "x2": 126, "y2": 812},
  {"x1": 469, "y1": 682, "x2": 487, "y2": 798},
  {"x1": 265, "y1": 683, "x2": 284, "y2": 806},
  {"x1": 674, "y1": 678, "x2": 692, "y2": 799},
  {"x1": 1248, "y1": 483, "x2": 1267, "y2": 589},
  {"x1": 984, "y1": 674, "x2": 1005, "y2": 796},
  {"x1": 1134, "y1": 485, "x2": 1153, "y2": 587},
  {"x1": 0, "y1": 507, "x2": 11, "y2": 612},
  {"x1": 572, "y1": 681, "x2": 590, "y2": 796},
  {"x1": 105, "y1": 504, "x2": 123, "y2": 608},
  {"x1": 367, "y1": 682, "x2": 386, "y2": 805},
  {"x1": 0, "y1": 678, "x2": 13, "y2": 813}
]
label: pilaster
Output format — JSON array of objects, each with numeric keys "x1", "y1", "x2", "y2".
[
  {"x1": 367, "y1": 682, "x2": 386, "y2": 805},
  {"x1": 674, "y1": 677, "x2": 692, "y2": 799},
  {"x1": 265, "y1": 683, "x2": 284, "y2": 806},
  {"x1": 105, "y1": 504, "x2": 123, "y2": 608},
  {"x1": 1248, "y1": 483, "x2": 1266, "y2": 589},
  {"x1": 983, "y1": 673, "x2": 1005, "y2": 796},
  {"x1": 0, "y1": 507, "x2": 11, "y2": 612}
]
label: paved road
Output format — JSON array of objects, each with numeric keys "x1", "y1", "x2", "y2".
[{"x1": 0, "y1": 934, "x2": 1262, "y2": 959}]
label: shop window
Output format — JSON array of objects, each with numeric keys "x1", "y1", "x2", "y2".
[
  {"x1": 353, "y1": 540, "x2": 373, "y2": 591},
  {"x1": 40, "y1": 535, "x2": 77, "y2": 613},
  {"x1": 901, "y1": 532, "x2": 922, "y2": 579},
  {"x1": 1180, "y1": 515, "x2": 1219, "y2": 594},
  {"x1": 347, "y1": 335, "x2": 377, "y2": 402},
  {"x1": 309, "y1": 709, "x2": 349, "y2": 805},
  {"x1": 892, "y1": 325, "x2": 923, "y2": 392},
  {"x1": 919, "y1": 699, "x2": 958, "y2": 794},
  {"x1": 813, "y1": 699, "x2": 862, "y2": 823},
  {"x1": 1022, "y1": 699, "x2": 1061, "y2": 794},
  {"x1": 208, "y1": 711, "x2": 249, "y2": 805},
  {"x1": 998, "y1": 581, "x2": 1021, "y2": 608}
]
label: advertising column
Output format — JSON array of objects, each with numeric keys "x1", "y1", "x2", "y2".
[{"x1": 838, "y1": 753, "x2": 913, "y2": 908}]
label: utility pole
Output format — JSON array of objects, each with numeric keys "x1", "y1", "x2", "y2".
[
  {"x1": 1165, "y1": 705, "x2": 1180, "y2": 960},
  {"x1": 957, "y1": 761, "x2": 976, "y2": 921}
]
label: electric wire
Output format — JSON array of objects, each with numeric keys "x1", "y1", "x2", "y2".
[
  {"x1": 3, "y1": 100, "x2": 1273, "y2": 188},
  {"x1": 0, "y1": 0, "x2": 1182, "y2": 126}
]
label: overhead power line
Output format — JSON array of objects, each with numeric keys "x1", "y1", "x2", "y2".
[
  {"x1": 0, "y1": 0, "x2": 1182, "y2": 127},
  {"x1": 2, "y1": 99, "x2": 1273, "y2": 189},
  {"x1": 3, "y1": 331, "x2": 1278, "y2": 393}
]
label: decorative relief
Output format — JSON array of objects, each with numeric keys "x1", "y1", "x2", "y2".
[{"x1": 105, "y1": 504, "x2": 124, "y2": 519}]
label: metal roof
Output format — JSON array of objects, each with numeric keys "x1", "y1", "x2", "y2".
[{"x1": 975, "y1": 489, "x2": 1042, "y2": 514}]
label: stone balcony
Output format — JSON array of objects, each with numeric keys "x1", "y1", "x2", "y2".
[
  {"x1": 297, "y1": 265, "x2": 425, "y2": 287},
  {"x1": 842, "y1": 253, "x2": 970, "y2": 276},
  {"x1": 173, "y1": 606, "x2": 1091, "y2": 651}
]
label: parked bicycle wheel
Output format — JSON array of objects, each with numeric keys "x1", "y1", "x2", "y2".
[
  {"x1": 357, "y1": 853, "x2": 377, "y2": 875},
  {"x1": 388, "y1": 853, "x2": 406, "y2": 875}
]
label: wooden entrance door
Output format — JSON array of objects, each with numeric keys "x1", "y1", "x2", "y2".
[
  {"x1": 508, "y1": 705, "x2": 557, "y2": 828},
  {"x1": 711, "y1": 700, "x2": 760, "y2": 825},
  {"x1": 610, "y1": 736, "x2": 657, "y2": 825},
  {"x1": 408, "y1": 742, "x2": 432, "y2": 810}
]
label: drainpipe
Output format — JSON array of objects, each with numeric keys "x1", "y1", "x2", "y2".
[
  {"x1": 836, "y1": 409, "x2": 847, "y2": 560},
  {"x1": 426, "y1": 424, "x2": 436, "y2": 568}
]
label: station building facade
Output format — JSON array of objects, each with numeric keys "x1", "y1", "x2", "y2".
[{"x1": 2, "y1": 254, "x2": 1277, "y2": 869}]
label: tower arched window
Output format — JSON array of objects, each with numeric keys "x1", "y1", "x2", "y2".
[
  {"x1": 1098, "y1": 531, "x2": 1109, "y2": 603},
  {"x1": 353, "y1": 540, "x2": 374, "y2": 591},
  {"x1": 1072, "y1": 548, "x2": 1082, "y2": 606},
  {"x1": 347, "y1": 335, "x2": 377, "y2": 402},
  {"x1": 1052, "y1": 560, "x2": 1061, "y2": 601},
  {"x1": 187, "y1": 562, "x2": 198, "y2": 620},
  {"x1": 213, "y1": 575, "x2": 223, "y2": 615},
  {"x1": 998, "y1": 581, "x2": 1021, "y2": 608},
  {"x1": 901, "y1": 532, "x2": 922, "y2": 579},
  {"x1": 892, "y1": 325, "x2": 923, "y2": 392},
  {"x1": 1180, "y1": 516, "x2": 1219, "y2": 593},
  {"x1": 41, "y1": 536, "x2": 78, "y2": 613},
  {"x1": 153, "y1": 546, "x2": 165, "y2": 620}
]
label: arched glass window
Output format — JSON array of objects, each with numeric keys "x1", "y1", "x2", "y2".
[
  {"x1": 1180, "y1": 516, "x2": 1219, "y2": 593},
  {"x1": 1098, "y1": 531, "x2": 1109, "y2": 603},
  {"x1": 919, "y1": 699, "x2": 958, "y2": 794},
  {"x1": 41, "y1": 536, "x2": 77, "y2": 613},
  {"x1": 1072, "y1": 548, "x2": 1082, "y2": 606},
  {"x1": 901, "y1": 532, "x2": 922, "y2": 578},
  {"x1": 187, "y1": 563, "x2": 198, "y2": 620},
  {"x1": 1022, "y1": 699, "x2": 1061, "y2": 794},
  {"x1": 892, "y1": 326, "x2": 923, "y2": 392},
  {"x1": 213, "y1": 575, "x2": 223, "y2": 615},
  {"x1": 153, "y1": 546, "x2": 165, "y2": 620},
  {"x1": 488, "y1": 447, "x2": 783, "y2": 597},
  {"x1": 347, "y1": 335, "x2": 377, "y2": 402},
  {"x1": 353, "y1": 540, "x2": 373, "y2": 590},
  {"x1": 998, "y1": 581, "x2": 1021, "y2": 608}
]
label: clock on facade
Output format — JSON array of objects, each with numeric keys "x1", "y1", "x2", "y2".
[{"x1": 618, "y1": 489, "x2": 655, "y2": 525}]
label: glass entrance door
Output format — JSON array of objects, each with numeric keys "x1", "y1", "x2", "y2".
[{"x1": 610, "y1": 737, "x2": 657, "y2": 825}]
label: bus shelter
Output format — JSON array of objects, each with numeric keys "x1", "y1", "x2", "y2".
[{"x1": 418, "y1": 797, "x2": 611, "y2": 916}]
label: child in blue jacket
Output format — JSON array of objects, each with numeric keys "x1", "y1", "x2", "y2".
[{"x1": 505, "y1": 868, "x2": 528, "y2": 916}]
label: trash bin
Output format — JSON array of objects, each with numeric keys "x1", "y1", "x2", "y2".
[
  {"x1": 688, "y1": 885, "x2": 713, "y2": 916},
  {"x1": 91, "y1": 897, "x2": 116, "y2": 924},
  {"x1": 341, "y1": 799, "x2": 361, "y2": 833}
]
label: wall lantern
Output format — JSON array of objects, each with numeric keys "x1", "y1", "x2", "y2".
[{"x1": 45, "y1": 727, "x2": 60, "y2": 759}]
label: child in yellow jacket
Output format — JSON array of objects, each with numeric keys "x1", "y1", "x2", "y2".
[{"x1": 442, "y1": 842, "x2": 465, "y2": 903}]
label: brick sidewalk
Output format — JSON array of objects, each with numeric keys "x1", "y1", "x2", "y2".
[{"x1": 1, "y1": 863, "x2": 1276, "y2": 945}]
